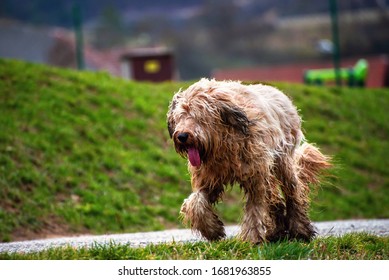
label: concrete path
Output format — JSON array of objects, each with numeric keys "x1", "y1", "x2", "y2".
[{"x1": 0, "y1": 219, "x2": 388, "y2": 254}]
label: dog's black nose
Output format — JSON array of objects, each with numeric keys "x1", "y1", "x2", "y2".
[{"x1": 177, "y1": 132, "x2": 189, "y2": 143}]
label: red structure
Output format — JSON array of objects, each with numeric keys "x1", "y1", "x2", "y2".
[
  {"x1": 121, "y1": 48, "x2": 176, "y2": 82},
  {"x1": 213, "y1": 55, "x2": 389, "y2": 88}
]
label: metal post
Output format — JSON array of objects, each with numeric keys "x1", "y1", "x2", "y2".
[
  {"x1": 72, "y1": 3, "x2": 85, "y2": 70},
  {"x1": 329, "y1": 0, "x2": 341, "y2": 86}
]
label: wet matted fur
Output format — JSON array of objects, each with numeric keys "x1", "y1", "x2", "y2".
[{"x1": 167, "y1": 78, "x2": 331, "y2": 243}]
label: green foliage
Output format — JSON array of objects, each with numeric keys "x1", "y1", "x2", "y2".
[{"x1": 0, "y1": 59, "x2": 388, "y2": 243}]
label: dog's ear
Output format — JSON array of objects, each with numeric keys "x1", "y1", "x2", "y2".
[
  {"x1": 167, "y1": 117, "x2": 175, "y2": 138},
  {"x1": 167, "y1": 99, "x2": 177, "y2": 138},
  {"x1": 220, "y1": 104, "x2": 250, "y2": 136}
]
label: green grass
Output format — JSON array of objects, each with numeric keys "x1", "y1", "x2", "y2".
[
  {"x1": 0, "y1": 59, "x2": 388, "y2": 246},
  {"x1": 1, "y1": 233, "x2": 387, "y2": 260}
]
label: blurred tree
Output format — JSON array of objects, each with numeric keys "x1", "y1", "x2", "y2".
[
  {"x1": 200, "y1": 0, "x2": 238, "y2": 50},
  {"x1": 93, "y1": 5, "x2": 127, "y2": 49}
]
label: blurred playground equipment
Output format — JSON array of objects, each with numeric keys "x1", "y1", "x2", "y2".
[{"x1": 304, "y1": 59, "x2": 368, "y2": 87}]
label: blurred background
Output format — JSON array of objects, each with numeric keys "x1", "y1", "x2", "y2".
[
  {"x1": 1, "y1": 0, "x2": 388, "y2": 86},
  {"x1": 0, "y1": 0, "x2": 388, "y2": 244}
]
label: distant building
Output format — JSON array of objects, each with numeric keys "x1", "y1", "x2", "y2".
[
  {"x1": 0, "y1": 19, "x2": 177, "y2": 81},
  {"x1": 120, "y1": 47, "x2": 177, "y2": 82}
]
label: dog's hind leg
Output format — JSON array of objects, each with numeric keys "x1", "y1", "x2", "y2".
[
  {"x1": 266, "y1": 197, "x2": 288, "y2": 241},
  {"x1": 275, "y1": 156, "x2": 316, "y2": 241},
  {"x1": 180, "y1": 190, "x2": 226, "y2": 241},
  {"x1": 239, "y1": 178, "x2": 271, "y2": 244}
]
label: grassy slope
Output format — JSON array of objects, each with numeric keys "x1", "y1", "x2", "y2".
[{"x1": 0, "y1": 59, "x2": 388, "y2": 243}]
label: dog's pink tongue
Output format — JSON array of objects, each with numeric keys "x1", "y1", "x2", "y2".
[{"x1": 188, "y1": 147, "x2": 201, "y2": 167}]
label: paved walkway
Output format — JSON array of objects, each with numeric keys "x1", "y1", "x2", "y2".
[{"x1": 0, "y1": 219, "x2": 388, "y2": 254}]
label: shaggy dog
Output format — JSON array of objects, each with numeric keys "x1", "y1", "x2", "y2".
[{"x1": 167, "y1": 78, "x2": 330, "y2": 243}]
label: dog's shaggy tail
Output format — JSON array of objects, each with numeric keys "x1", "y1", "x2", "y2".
[{"x1": 295, "y1": 143, "x2": 332, "y2": 187}]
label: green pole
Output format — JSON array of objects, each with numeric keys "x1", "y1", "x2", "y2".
[
  {"x1": 329, "y1": 0, "x2": 341, "y2": 86},
  {"x1": 72, "y1": 3, "x2": 85, "y2": 70}
]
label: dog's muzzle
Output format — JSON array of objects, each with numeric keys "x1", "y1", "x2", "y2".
[{"x1": 174, "y1": 132, "x2": 202, "y2": 167}]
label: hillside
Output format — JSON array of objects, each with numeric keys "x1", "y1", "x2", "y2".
[{"x1": 0, "y1": 59, "x2": 388, "y2": 242}]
